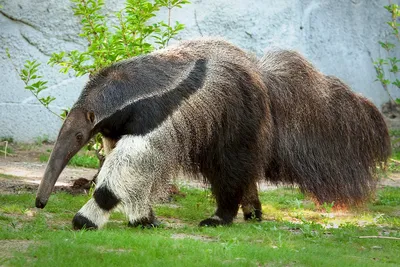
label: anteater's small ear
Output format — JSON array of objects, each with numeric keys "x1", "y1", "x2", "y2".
[{"x1": 87, "y1": 111, "x2": 95, "y2": 123}]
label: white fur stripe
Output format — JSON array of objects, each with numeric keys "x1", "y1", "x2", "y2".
[
  {"x1": 77, "y1": 199, "x2": 110, "y2": 229},
  {"x1": 210, "y1": 215, "x2": 223, "y2": 221}
]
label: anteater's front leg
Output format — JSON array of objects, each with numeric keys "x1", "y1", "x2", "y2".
[{"x1": 72, "y1": 135, "x2": 164, "y2": 230}]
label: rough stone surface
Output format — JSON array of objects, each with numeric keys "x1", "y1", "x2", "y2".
[{"x1": 0, "y1": 0, "x2": 399, "y2": 141}]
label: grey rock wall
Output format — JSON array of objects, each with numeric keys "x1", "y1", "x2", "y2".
[{"x1": 0, "y1": 0, "x2": 398, "y2": 142}]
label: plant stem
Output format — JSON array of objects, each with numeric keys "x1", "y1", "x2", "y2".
[
  {"x1": 118, "y1": 11, "x2": 132, "y2": 58},
  {"x1": 32, "y1": 94, "x2": 62, "y2": 119}
]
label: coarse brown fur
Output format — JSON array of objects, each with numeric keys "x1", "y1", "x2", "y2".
[{"x1": 259, "y1": 50, "x2": 391, "y2": 206}]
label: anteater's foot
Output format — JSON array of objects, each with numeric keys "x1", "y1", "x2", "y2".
[
  {"x1": 199, "y1": 215, "x2": 232, "y2": 227},
  {"x1": 128, "y1": 215, "x2": 161, "y2": 229},
  {"x1": 243, "y1": 209, "x2": 262, "y2": 221}
]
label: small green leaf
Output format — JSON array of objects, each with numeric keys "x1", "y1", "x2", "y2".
[
  {"x1": 379, "y1": 41, "x2": 395, "y2": 51},
  {"x1": 5, "y1": 48, "x2": 11, "y2": 58},
  {"x1": 393, "y1": 79, "x2": 400, "y2": 88}
]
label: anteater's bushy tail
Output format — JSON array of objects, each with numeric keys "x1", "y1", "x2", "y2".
[{"x1": 258, "y1": 50, "x2": 391, "y2": 206}]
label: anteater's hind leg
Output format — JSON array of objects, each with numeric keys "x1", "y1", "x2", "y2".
[
  {"x1": 199, "y1": 174, "x2": 244, "y2": 227},
  {"x1": 199, "y1": 163, "x2": 260, "y2": 226},
  {"x1": 198, "y1": 137, "x2": 265, "y2": 227},
  {"x1": 241, "y1": 181, "x2": 262, "y2": 221}
]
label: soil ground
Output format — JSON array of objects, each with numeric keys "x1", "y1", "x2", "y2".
[
  {"x1": 0, "y1": 143, "x2": 97, "y2": 194},
  {"x1": 0, "y1": 143, "x2": 399, "y2": 195}
]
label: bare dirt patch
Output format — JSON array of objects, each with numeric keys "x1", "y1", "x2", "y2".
[
  {"x1": 0, "y1": 161, "x2": 97, "y2": 195},
  {"x1": 381, "y1": 172, "x2": 400, "y2": 187},
  {"x1": 160, "y1": 217, "x2": 188, "y2": 228},
  {"x1": 0, "y1": 142, "x2": 97, "y2": 194},
  {"x1": 99, "y1": 247, "x2": 134, "y2": 254},
  {"x1": 170, "y1": 233, "x2": 217, "y2": 242}
]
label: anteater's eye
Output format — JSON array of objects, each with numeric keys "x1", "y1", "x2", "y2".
[{"x1": 76, "y1": 133, "x2": 83, "y2": 142}]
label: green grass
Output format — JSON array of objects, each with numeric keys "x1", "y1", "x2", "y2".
[
  {"x1": 34, "y1": 135, "x2": 50, "y2": 146},
  {"x1": 388, "y1": 150, "x2": 400, "y2": 172},
  {"x1": 0, "y1": 136, "x2": 14, "y2": 143},
  {"x1": 391, "y1": 150, "x2": 400, "y2": 161},
  {"x1": 0, "y1": 173, "x2": 20, "y2": 179},
  {"x1": 0, "y1": 145, "x2": 13, "y2": 155},
  {"x1": 39, "y1": 153, "x2": 99, "y2": 169},
  {"x1": 38, "y1": 154, "x2": 49, "y2": 163},
  {"x1": 388, "y1": 129, "x2": 400, "y2": 171},
  {"x1": 69, "y1": 154, "x2": 99, "y2": 168},
  {"x1": 0, "y1": 187, "x2": 399, "y2": 266}
]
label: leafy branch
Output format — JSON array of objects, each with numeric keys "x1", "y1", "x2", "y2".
[
  {"x1": 374, "y1": 3, "x2": 400, "y2": 105},
  {"x1": 48, "y1": 0, "x2": 190, "y2": 76},
  {"x1": 156, "y1": 0, "x2": 190, "y2": 47},
  {"x1": 6, "y1": 49, "x2": 61, "y2": 119}
]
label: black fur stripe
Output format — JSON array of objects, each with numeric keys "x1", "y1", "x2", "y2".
[
  {"x1": 93, "y1": 186, "x2": 120, "y2": 211},
  {"x1": 97, "y1": 59, "x2": 207, "y2": 138},
  {"x1": 72, "y1": 213, "x2": 97, "y2": 230}
]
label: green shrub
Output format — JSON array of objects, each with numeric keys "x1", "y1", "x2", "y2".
[
  {"x1": 8, "y1": 0, "x2": 189, "y2": 157},
  {"x1": 373, "y1": 4, "x2": 400, "y2": 103}
]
